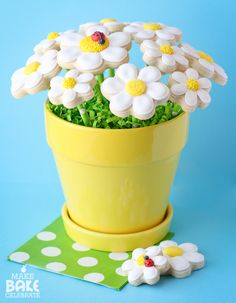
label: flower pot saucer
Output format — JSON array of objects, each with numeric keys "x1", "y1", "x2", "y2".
[{"x1": 62, "y1": 203, "x2": 173, "y2": 252}]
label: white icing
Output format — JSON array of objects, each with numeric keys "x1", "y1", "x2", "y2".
[
  {"x1": 108, "y1": 32, "x2": 131, "y2": 47},
  {"x1": 116, "y1": 63, "x2": 138, "y2": 82},
  {"x1": 100, "y1": 46, "x2": 127, "y2": 63},
  {"x1": 138, "y1": 66, "x2": 161, "y2": 82}
]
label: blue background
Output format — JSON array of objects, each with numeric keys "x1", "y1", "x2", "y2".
[{"x1": 1, "y1": 0, "x2": 236, "y2": 302}]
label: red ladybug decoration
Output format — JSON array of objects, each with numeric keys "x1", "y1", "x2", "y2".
[
  {"x1": 91, "y1": 31, "x2": 106, "y2": 44},
  {"x1": 144, "y1": 256, "x2": 154, "y2": 267}
]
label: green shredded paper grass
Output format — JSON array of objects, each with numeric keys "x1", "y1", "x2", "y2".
[{"x1": 48, "y1": 82, "x2": 183, "y2": 129}]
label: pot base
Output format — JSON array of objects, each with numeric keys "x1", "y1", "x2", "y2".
[{"x1": 62, "y1": 203, "x2": 173, "y2": 252}]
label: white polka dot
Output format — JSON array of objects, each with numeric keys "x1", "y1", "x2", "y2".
[
  {"x1": 37, "y1": 231, "x2": 56, "y2": 241},
  {"x1": 46, "y1": 262, "x2": 67, "y2": 272},
  {"x1": 77, "y1": 257, "x2": 98, "y2": 267},
  {"x1": 9, "y1": 252, "x2": 30, "y2": 262},
  {"x1": 84, "y1": 273, "x2": 104, "y2": 283},
  {"x1": 115, "y1": 267, "x2": 127, "y2": 276},
  {"x1": 72, "y1": 243, "x2": 90, "y2": 252},
  {"x1": 41, "y1": 247, "x2": 61, "y2": 257},
  {"x1": 108, "y1": 252, "x2": 129, "y2": 261}
]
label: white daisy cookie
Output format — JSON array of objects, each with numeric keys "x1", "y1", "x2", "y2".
[
  {"x1": 101, "y1": 63, "x2": 170, "y2": 120},
  {"x1": 11, "y1": 50, "x2": 61, "y2": 99},
  {"x1": 159, "y1": 240, "x2": 205, "y2": 278},
  {"x1": 48, "y1": 69, "x2": 95, "y2": 109},
  {"x1": 121, "y1": 246, "x2": 169, "y2": 286},
  {"x1": 80, "y1": 18, "x2": 126, "y2": 34},
  {"x1": 169, "y1": 68, "x2": 212, "y2": 112},
  {"x1": 141, "y1": 40, "x2": 189, "y2": 73},
  {"x1": 124, "y1": 22, "x2": 182, "y2": 44},
  {"x1": 57, "y1": 30, "x2": 131, "y2": 74},
  {"x1": 33, "y1": 30, "x2": 76, "y2": 54},
  {"x1": 180, "y1": 43, "x2": 228, "y2": 85}
]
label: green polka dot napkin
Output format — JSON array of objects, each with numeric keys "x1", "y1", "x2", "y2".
[{"x1": 8, "y1": 217, "x2": 174, "y2": 290}]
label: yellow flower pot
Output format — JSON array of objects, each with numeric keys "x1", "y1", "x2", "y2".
[{"x1": 45, "y1": 105, "x2": 188, "y2": 251}]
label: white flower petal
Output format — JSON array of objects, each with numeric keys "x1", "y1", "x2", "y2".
[
  {"x1": 58, "y1": 47, "x2": 80, "y2": 64},
  {"x1": 132, "y1": 95, "x2": 154, "y2": 119},
  {"x1": 74, "y1": 83, "x2": 91, "y2": 95},
  {"x1": 60, "y1": 32, "x2": 83, "y2": 48},
  {"x1": 132, "y1": 248, "x2": 146, "y2": 260},
  {"x1": 153, "y1": 255, "x2": 168, "y2": 267},
  {"x1": 181, "y1": 43, "x2": 199, "y2": 59},
  {"x1": 156, "y1": 30, "x2": 175, "y2": 41},
  {"x1": 25, "y1": 72, "x2": 43, "y2": 89},
  {"x1": 159, "y1": 240, "x2": 178, "y2": 249},
  {"x1": 199, "y1": 58, "x2": 214, "y2": 73},
  {"x1": 109, "y1": 32, "x2": 131, "y2": 47},
  {"x1": 138, "y1": 66, "x2": 161, "y2": 82},
  {"x1": 123, "y1": 24, "x2": 141, "y2": 34},
  {"x1": 198, "y1": 77, "x2": 212, "y2": 90},
  {"x1": 165, "y1": 26, "x2": 182, "y2": 37},
  {"x1": 62, "y1": 89, "x2": 79, "y2": 108},
  {"x1": 147, "y1": 82, "x2": 170, "y2": 102},
  {"x1": 128, "y1": 267, "x2": 143, "y2": 285},
  {"x1": 145, "y1": 246, "x2": 161, "y2": 258},
  {"x1": 183, "y1": 252, "x2": 205, "y2": 270},
  {"x1": 162, "y1": 54, "x2": 176, "y2": 66},
  {"x1": 38, "y1": 59, "x2": 57, "y2": 75},
  {"x1": 116, "y1": 63, "x2": 138, "y2": 82},
  {"x1": 66, "y1": 69, "x2": 79, "y2": 78},
  {"x1": 135, "y1": 30, "x2": 155, "y2": 41},
  {"x1": 76, "y1": 53, "x2": 103, "y2": 72},
  {"x1": 121, "y1": 259, "x2": 135, "y2": 273},
  {"x1": 86, "y1": 25, "x2": 109, "y2": 36},
  {"x1": 171, "y1": 83, "x2": 187, "y2": 96},
  {"x1": 50, "y1": 76, "x2": 63, "y2": 88},
  {"x1": 213, "y1": 63, "x2": 228, "y2": 84},
  {"x1": 171, "y1": 71, "x2": 187, "y2": 83},
  {"x1": 143, "y1": 266, "x2": 159, "y2": 283},
  {"x1": 101, "y1": 46, "x2": 127, "y2": 63},
  {"x1": 43, "y1": 49, "x2": 58, "y2": 60},
  {"x1": 141, "y1": 39, "x2": 160, "y2": 52},
  {"x1": 179, "y1": 243, "x2": 198, "y2": 253},
  {"x1": 26, "y1": 53, "x2": 41, "y2": 65},
  {"x1": 185, "y1": 91, "x2": 198, "y2": 106},
  {"x1": 11, "y1": 68, "x2": 25, "y2": 82},
  {"x1": 101, "y1": 77, "x2": 124, "y2": 97},
  {"x1": 110, "y1": 91, "x2": 133, "y2": 116},
  {"x1": 77, "y1": 73, "x2": 94, "y2": 84},
  {"x1": 169, "y1": 256, "x2": 191, "y2": 272},
  {"x1": 48, "y1": 87, "x2": 64, "y2": 104},
  {"x1": 174, "y1": 54, "x2": 188, "y2": 66},
  {"x1": 197, "y1": 89, "x2": 211, "y2": 107},
  {"x1": 186, "y1": 68, "x2": 199, "y2": 80}
]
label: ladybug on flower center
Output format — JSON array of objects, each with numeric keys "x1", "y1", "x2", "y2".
[
  {"x1": 91, "y1": 31, "x2": 106, "y2": 45},
  {"x1": 144, "y1": 255, "x2": 154, "y2": 267}
]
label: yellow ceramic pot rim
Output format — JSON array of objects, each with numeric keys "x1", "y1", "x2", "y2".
[
  {"x1": 45, "y1": 102, "x2": 189, "y2": 166},
  {"x1": 45, "y1": 101, "x2": 187, "y2": 133},
  {"x1": 62, "y1": 203, "x2": 173, "y2": 252}
]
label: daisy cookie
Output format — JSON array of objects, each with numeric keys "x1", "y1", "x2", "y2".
[
  {"x1": 141, "y1": 40, "x2": 189, "y2": 73},
  {"x1": 48, "y1": 69, "x2": 95, "y2": 109},
  {"x1": 101, "y1": 63, "x2": 170, "y2": 120},
  {"x1": 159, "y1": 240, "x2": 205, "y2": 278},
  {"x1": 180, "y1": 43, "x2": 228, "y2": 85},
  {"x1": 34, "y1": 30, "x2": 77, "y2": 54},
  {"x1": 57, "y1": 30, "x2": 131, "y2": 74},
  {"x1": 79, "y1": 18, "x2": 125, "y2": 34},
  {"x1": 124, "y1": 22, "x2": 182, "y2": 44},
  {"x1": 169, "y1": 68, "x2": 212, "y2": 112},
  {"x1": 11, "y1": 50, "x2": 61, "y2": 99},
  {"x1": 121, "y1": 246, "x2": 169, "y2": 286}
]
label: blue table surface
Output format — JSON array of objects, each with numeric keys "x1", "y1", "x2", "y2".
[{"x1": 1, "y1": 0, "x2": 236, "y2": 302}]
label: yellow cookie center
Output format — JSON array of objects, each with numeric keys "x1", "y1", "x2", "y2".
[
  {"x1": 163, "y1": 246, "x2": 184, "y2": 257},
  {"x1": 47, "y1": 32, "x2": 60, "y2": 41},
  {"x1": 125, "y1": 80, "x2": 146, "y2": 96},
  {"x1": 62, "y1": 77, "x2": 77, "y2": 89},
  {"x1": 186, "y1": 79, "x2": 200, "y2": 91},
  {"x1": 143, "y1": 22, "x2": 162, "y2": 31},
  {"x1": 136, "y1": 254, "x2": 145, "y2": 266},
  {"x1": 24, "y1": 62, "x2": 40, "y2": 75},
  {"x1": 160, "y1": 45, "x2": 174, "y2": 55},
  {"x1": 197, "y1": 51, "x2": 214, "y2": 64},
  {"x1": 100, "y1": 18, "x2": 117, "y2": 23},
  {"x1": 80, "y1": 36, "x2": 109, "y2": 52}
]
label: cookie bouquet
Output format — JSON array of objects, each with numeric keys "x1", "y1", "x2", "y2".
[{"x1": 11, "y1": 19, "x2": 227, "y2": 253}]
